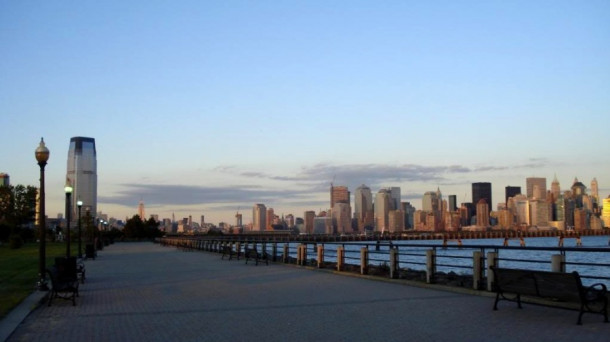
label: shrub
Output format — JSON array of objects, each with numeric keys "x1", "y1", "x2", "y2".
[{"x1": 9, "y1": 234, "x2": 24, "y2": 249}]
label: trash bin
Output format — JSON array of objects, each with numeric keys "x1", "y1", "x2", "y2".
[{"x1": 85, "y1": 244, "x2": 96, "y2": 259}]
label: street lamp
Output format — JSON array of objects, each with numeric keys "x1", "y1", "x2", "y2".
[
  {"x1": 35, "y1": 138, "x2": 49, "y2": 291},
  {"x1": 77, "y1": 199, "x2": 83, "y2": 258},
  {"x1": 64, "y1": 180, "x2": 73, "y2": 258}
]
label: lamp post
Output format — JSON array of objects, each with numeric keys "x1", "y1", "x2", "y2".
[
  {"x1": 77, "y1": 200, "x2": 83, "y2": 258},
  {"x1": 65, "y1": 180, "x2": 73, "y2": 258},
  {"x1": 35, "y1": 138, "x2": 49, "y2": 291}
]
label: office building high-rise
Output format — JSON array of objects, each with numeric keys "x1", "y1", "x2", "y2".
[
  {"x1": 526, "y1": 177, "x2": 547, "y2": 200},
  {"x1": 472, "y1": 182, "x2": 492, "y2": 214},
  {"x1": 448, "y1": 195, "x2": 457, "y2": 212},
  {"x1": 388, "y1": 187, "x2": 401, "y2": 210},
  {"x1": 138, "y1": 200, "x2": 145, "y2": 219},
  {"x1": 591, "y1": 178, "x2": 599, "y2": 203},
  {"x1": 422, "y1": 191, "x2": 439, "y2": 212},
  {"x1": 0, "y1": 173, "x2": 9, "y2": 187},
  {"x1": 505, "y1": 186, "x2": 521, "y2": 204},
  {"x1": 374, "y1": 189, "x2": 391, "y2": 232},
  {"x1": 330, "y1": 185, "x2": 350, "y2": 208},
  {"x1": 252, "y1": 204, "x2": 266, "y2": 231},
  {"x1": 354, "y1": 185, "x2": 372, "y2": 216},
  {"x1": 66, "y1": 137, "x2": 97, "y2": 221},
  {"x1": 602, "y1": 196, "x2": 610, "y2": 228},
  {"x1": 304, "y1": 211, "x2": 316, "y2": 234},
  {"x1": 551, "y1": 175, "x2": 561, "y2": 200}
]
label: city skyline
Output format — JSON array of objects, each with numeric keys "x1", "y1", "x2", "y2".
[{"x1": 1, "y1": 1, "x2": 609, "y2": 224}]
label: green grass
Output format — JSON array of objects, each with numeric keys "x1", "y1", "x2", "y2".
[{"x1": 0, "y1": 242, "x2": 79, "y2": 319}]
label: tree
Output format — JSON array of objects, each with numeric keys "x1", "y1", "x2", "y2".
[
  {"x1": 0, "y1": 184, "x2": 38, "y2": 242},
  {"x1": 123, "y1": 215, "x2": 145, "y2": 239}
]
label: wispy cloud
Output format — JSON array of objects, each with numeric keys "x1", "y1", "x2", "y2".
[{"x1": 98, "y1": 184, "x2": 313, "y2": 207}]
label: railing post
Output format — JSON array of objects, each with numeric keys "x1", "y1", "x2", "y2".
[
  {"x1": 426, "y1": 249, "x2": 436, "y2": 283},
  {"x1": 472, "y1": 251, "x2": 482, "y2": 290},
  {"x1": 337, "y1": 246, "x2": 345, "y2": 271},
  {"x1": 235, "y1": 242, "x2": 241, "y2": 259},
  {"x1": 283, "y1": 243, "x2": 289, "y2": 263},
  {"x1": 487, "y1": 252, "x2": 498, "y2": 292},
  {"x1": 390, "y1": 248, "x2": 399, "y2": 279},
  {"x1": 360, "y1": 247, "x2": 368, "y2": 275},
  {"x1": 302, "y1": 244, "x2": 308, "y2": 266},
  {"x1": 551, "y1": 254, "x2": 565, "y2": 273},
  {"x1": 296, "y1": 244, "x2": 303, "y2": 265},
  {"x1": 272, "y1": 243, "x2": 277, "y2": 262},
  {"x1": 317, "y1": 245, "x2": 324, "y2": 268}
]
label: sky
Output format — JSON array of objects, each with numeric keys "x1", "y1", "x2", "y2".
[{"x1": 1, "y1": 1, "x2": 609, "y2": 225}]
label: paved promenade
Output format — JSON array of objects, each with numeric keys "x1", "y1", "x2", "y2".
[{"x1": 7, "y1": 242, "x2": 610, "y2": 342}]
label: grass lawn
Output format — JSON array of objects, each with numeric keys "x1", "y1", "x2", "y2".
[{"x1": 0, "y1": 242, "x2": 79, "y2": 319}]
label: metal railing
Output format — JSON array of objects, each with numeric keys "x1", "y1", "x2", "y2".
[{"x1": 159, "y1": 236, "x2": 610, "y2": 288}]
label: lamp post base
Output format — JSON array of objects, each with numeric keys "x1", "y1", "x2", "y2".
[{"x1": 37, "y1": 277, "x2": 49, "y2": 291}]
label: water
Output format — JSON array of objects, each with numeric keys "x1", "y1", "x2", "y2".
[{"x1": 274, "y1": 235, "x2": 610, "y2": 287}]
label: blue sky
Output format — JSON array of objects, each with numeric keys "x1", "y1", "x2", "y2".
[{"x1": 1, "y1": 1, "x2": 609, "y2": 224}]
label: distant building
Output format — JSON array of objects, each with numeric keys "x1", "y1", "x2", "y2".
[
  {"x1": 266, "y1": 207, "x2": 275, "y2": 231},
  {"x1": 475, "y1": 199, "x2": 490, "y2": 228},
  {"x1": 375, "y1": 189, "x2": 391, "y2": 232},
  {"x1": 448, "y1": 195, "x2": 457, "y2": 212},
  {"x1": 66, "y1": 137, "x2": 97, "y2": 220},
  {"x1": 138, "y1": 200, "x2": 145, "y2": 220},
  {"x1": 330, "y1": 185, "x2": 350, "y2": 208},
  {"x1": 388, "y1": 210, "x2": 405, "y2": 233},
  {"x1": 422, "y1": 191, "x2": 439, "y2": 212},
  {"x1": 526, "y1": 177, "x2": 547, "y2": 200},
  {"x1": 603, "y1": 197, "x2": 610, "y2": 228},
  {"x1": 591, "y1": 178, "x2": 599, "y2": 203},
  {"x1": 387, "y1": 187, "x2": 401, "y2": 210},
  {"x1": 472, "y1": 183, "x2": 492, "y2": 214},
  {"x1": 0, "y1": 173, "x2": 9, "y2": 187},
  {"x1": 354, "y1": 185, "x2": 373, "y2": 230},
  {"x1": 505, "y1": 186, "x2": 521, "y2": 204},
  {"x1": 304, "y1": 211, "x2": 315, "y2": 234},
  {"x1": 550, "y1": 175, "x2": 561, "y2": 200},
  {"x1": 332, "y1": 203, "x2": 352, "y2": 234},
  {"x1": 401, "y1": 202, "x2": 415, "y2": 229},
  {"x1": 252, "y1": 204, "x2": 266, "y2": 231}
]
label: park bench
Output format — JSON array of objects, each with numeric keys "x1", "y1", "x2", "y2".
[
  {"x1": 76, "y1": 258, "x2": 86, "y2": 284},
  {"x1": 491, "y1": 266, "x2": 608, "y2": 325},
  {"x1": 221, "y1": 245, "x2": 239, "y2": 260},
  {"x1": 245, "y1": 247, "x2": 268, "y2": 266},
  {"x1": 46, "y1": 266, "x2": 79, "y2": 306}
]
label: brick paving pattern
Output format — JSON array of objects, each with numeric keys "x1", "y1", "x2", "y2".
[{"x1": 8, "y1": 242, "x2": 610, "y2": 342}]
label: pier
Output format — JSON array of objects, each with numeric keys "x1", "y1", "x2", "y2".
[{"x1": 5, "y1": 242, "x2": 609, "y2": 341}]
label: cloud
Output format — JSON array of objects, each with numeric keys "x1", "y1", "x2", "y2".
[{"x1": 98, "y1": 184, "x2": 313, "y2": 208}]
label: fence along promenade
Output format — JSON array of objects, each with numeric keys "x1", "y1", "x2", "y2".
[
  {"x1": 160, "y1": 236, "x2": 610, "y2": 289},
  {"x1": 8, "y1": 242, "x2": 610, "y2": 342}
]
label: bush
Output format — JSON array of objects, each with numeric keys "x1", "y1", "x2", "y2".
[{"x1": 8, "y1": 234, "x2": 24, "y2": 249}]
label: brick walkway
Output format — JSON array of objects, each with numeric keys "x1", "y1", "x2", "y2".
[{"x1": 7, "y1": 242, "x2": 610, "y2": 342}]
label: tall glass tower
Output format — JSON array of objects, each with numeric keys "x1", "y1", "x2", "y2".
[{"x1": 66, "y1": 137, "x2": 97, "y2": 221}]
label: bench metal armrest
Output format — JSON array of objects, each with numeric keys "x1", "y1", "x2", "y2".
[{"x1": 584, "y1": 283, "x2": 607, "y2": 302}]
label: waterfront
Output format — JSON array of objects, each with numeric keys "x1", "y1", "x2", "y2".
[{"x1": 274, "y1": 235, "x2": 610, "y2": 287}]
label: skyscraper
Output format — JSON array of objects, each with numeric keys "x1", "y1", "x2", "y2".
[
  {"x1": 138, "y1": 200, "x2": 145, "y2": 219},
  {"x1": 526, "y1": 177, "x2": 547, "y2": 200},
  {"x1": 252, "y1": 204, "x2": 266, "y2": 231},
  {"x1": 472, "y1": 182, "x2": 492, "y2": 213},
  {"x1": 591, "y1": 178, "x2": 599, "y2": 203},
  {"x1": 354, "y1": 184, "x2": 373, "y2": 229},
  {"x1": 374, "y1": 189, "x2": 391, "y2": 232},
  {"x1": 448, "y1": 195, "x2": 457, "y2": 212},
  {"x1": 505, "y1": 186, "x2": 521, "y2": 204},
  {"x1": 0, "y1": 173, "x2": 9, "y2": 187},
  {"x1": 66, "y1": 137, "x2": 97, "y2": 221},
  {"x1": 330, "y1": 185, "x2": 350, "y2": 208},
  {"x1": 551, "y1": 175, "x2": 561, "y2": 200},
  {"x1": 388, "y1": 187, "x2": 401, "y2": 210}
]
